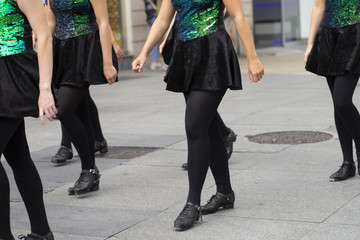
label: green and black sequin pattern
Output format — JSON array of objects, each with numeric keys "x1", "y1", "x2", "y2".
[
  {"x1": 50, "y1": 0, "x2": 97, "y2": 40},
  {"x1": 324, "y1": 0, "x2": 360, "y2": 28},
  {"x1": 172, "y1": 0, "x2": 225, "y2": 41},
  {"x1": 0, "y1": 0, "x2": 28, "y2": 57}
]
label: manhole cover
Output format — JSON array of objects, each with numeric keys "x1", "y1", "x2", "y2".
[
  {"x1": 247, "y1": 131, "x2": 332, "y2": 144},
  {"x1": 99, "y1": 146, "x2": 158, "y2": 159}
]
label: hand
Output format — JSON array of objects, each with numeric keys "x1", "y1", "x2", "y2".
[
  {"x1": 248, "y1": 57, "x2": 264, "y2": 83},
  {"x1": 131, "y1": 53, "x2": 146, "y2": 73},
  {"x1": 103, "y1": 64, "x2": 117, "y2": 85},
  {"x1": 113, "y1": 42, "x2": 123, "y2": 63},
  {"x1": 38, "y1": 89, "x2": 57, "y2": 126},
  {"x1": 304, "y1": 44, "x2": 313, "y2": 64}
]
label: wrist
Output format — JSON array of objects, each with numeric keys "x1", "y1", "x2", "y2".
[{"x1": 247, "y1": 55, "x2": 259, "y2": 63}]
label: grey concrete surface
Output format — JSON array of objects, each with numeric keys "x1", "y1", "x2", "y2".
[{"x1": 4, "y1": 47, "x2": 360, "y2": 239}]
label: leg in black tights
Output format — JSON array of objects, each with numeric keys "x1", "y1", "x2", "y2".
[
  {"x1": 60, "y1": 92, "x2": 105, "y2": 148},
  {"x1": 0, "y1": 118, "x2": 51, "y2": 239},
  {"x1": 56, "y1": 85, "x2": 95, "y2": 170},
  {"x1": 327, "y1": 73, "x2": 360, "y2": 165},
  {"x1": 88, "y1": 94, "x2": 105, "y2": 142},
  {"x1": 184, "y1": 90, "x2": 233, "y2": 205},
  {"x1": 217, "y1": 114, "x2": 231, "y2": 137}
]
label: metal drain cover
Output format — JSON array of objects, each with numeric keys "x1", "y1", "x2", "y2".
[
  {"x1": 99, "y1": 146, "x2": 158, "y2": 159},
  {"x1": 247, "y1": 131, "x2": 332, "y2": 144}
]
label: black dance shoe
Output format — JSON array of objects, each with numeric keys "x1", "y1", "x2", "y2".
[
  {"x1": 51, "y1": 145, "x2": 73, "y2": 164},
  {"x1": 18, "y1": 232, "x2": 54, "y2": 240},
  {"x1": 68, "y1": 178, "x2": 100, "y2": 195},
  {"x1": 329, "y1": 163, "x2": 356, "y2": 182},
  {"x1": 174, "y1": 202, "x2": 202, "y2": 231},
  {"x1": 94, "y1": 139, "x2": 108, "y2": 154},
  {"x1": 224, "y1": 128, "x2": 237, "y2": 160},
  {"x1": 181, "y1": 162, "x2": 188, "y2": 171},
  {"x1": 356, "y1": 150, "x2": 360, "y2": 175},
  {"x1": 201, "y1": 192, "x2": 235, "y2": 215},
  {"x1": 72, "y1": 169, "x2": 101, "y2": 195}
]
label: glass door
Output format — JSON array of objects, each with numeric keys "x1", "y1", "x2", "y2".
[
  {"x1": 253, "y1": 0, "x2": 282, "y2": 47},
  {"x1": 281, "y1": 0, "x2": 300, "y2": 45},
  {"x1": 253, "y1": 0, "x2": 300, "y2": 47}
]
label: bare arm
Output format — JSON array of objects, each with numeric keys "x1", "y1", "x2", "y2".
[
  {"x1": 304, "y1": 0, "x2": 325, "y2": 63},
  {"x1": 132, "y1": 0, "x2": 175, "y2": 73},
  {"x1": 109, "y1": 27, "x2": 123, "y2": 63},
  {"x1": 223, "y1": 0, "x2": 264, "y2": 82},
  {"x1": 90, "y1": 0, "x2": 117, "y2": 84},
  {"x1": 44, "y1": 0, "x2": 56, "y2": 35},
  {"x1": 16, "y1": 0, "x2": 57, "y2": 125}
]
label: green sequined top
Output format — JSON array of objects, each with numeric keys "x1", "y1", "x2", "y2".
[
  {"x1": 323, "y1": 0, "x2": 360, "y2": 28},
  {"x1": 172, "y1": 0, "x2": 225, "y2": 41},
  {"x1": 0, "y1": 0, "x2": 32, "y2": 57},
  {"x1": 50, "y1": 0, "x2": 97, "y2": 40}
]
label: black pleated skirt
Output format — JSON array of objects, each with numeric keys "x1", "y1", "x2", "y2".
[
  {"x1": 53, "y1": 29, "x2": 118, "y2": 88},
  {"x1": 164, "y1": 29, "x2": 242, "y2": 92},
  {"x1": 0, "y1": 50, "x2": 39, "y2": 118},
  {"x1": 306, "y1": 22, "x2": 360, "y2": 77}
]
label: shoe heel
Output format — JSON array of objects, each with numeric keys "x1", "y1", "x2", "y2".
[
  {"x1": 91, "y1": 184, "x2": 99, "y2": 191},
  {"x1": 100, "y1": 147, "x2": 108, "y2": 154},
  {"x1": 223, "y1": 203, "x2": 234, "y2": 209},
  {"x1": 350, "y1": 168, "x2": 356, "y2": 177}
]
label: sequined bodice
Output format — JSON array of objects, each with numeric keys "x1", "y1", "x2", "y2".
[
  {"x1": 171, "y1": 0, "x2": 225, "y2": 41},
  {"x1": 323, "y1": 0, "x2": 360, "y2": 27},
  {"x1": 50, "y1": 0, "x2": 97, "y2": 40},
  {"x1": 0, "y1": 0, "x2": 32, "y2": 57}
]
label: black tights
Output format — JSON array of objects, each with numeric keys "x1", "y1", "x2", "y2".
[
  {"x1": 0, "y1": 118, "x2": 50, "y2": 239},
  {"x1": 184, "y1": 90, "x2": 233, "y2": 205},
  {"x1": 60, "y1": 93, "x2": 104, "y2": 149},
  {"x1": 56, "y1": 85, "x2": 95, "y2": 170},
  {"x1": 327, "y1": 73, "x2": 360, "y2": 164}
]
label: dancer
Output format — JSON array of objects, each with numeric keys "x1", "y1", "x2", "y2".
[
  {"x1": 305, "y1": 0, "x2": 360, "y2": 181},
  {"x1": 132, "y1": 0, "x2": 264, "y2": 231},
  {"x1": 51, "y1": 95, "x2": 108, "y2": 164},
  {"x1": 51, "y1": 32, "x2": 123, "y2": 164},
  {"x1": 0, "y1": 0, "x2": 56, "y2": 239},
  {"x1": 45, "y1": 0, "x2": 118, "y2": 195}
]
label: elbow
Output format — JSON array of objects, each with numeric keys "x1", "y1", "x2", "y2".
[{"x1": 96, "y1": 19, "x2": 110, "y2": 30}]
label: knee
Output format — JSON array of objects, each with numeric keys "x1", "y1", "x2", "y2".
[
  {"x1": 185, "y1": 119, "x2": 206, "y2": 140},
  {"x1": 334, "y1": 99, "x2": 353, "y2": 113}
]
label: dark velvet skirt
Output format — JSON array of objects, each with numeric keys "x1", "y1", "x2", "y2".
[
  {"x1": 0, "y1": 50, "x2": 39, "y2": 118},
  {"x1": 164, "y1": 29, "x2": 242, "y2": 92},
  {"x1": 53, "y1": 29, "x2": 118, "y2": 88},
  {"x1": 306, "y1": 22, "x2": 360, "y2": 77}
]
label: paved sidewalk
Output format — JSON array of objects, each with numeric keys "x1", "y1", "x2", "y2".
[{"x1": 5, "y1": 47, "x2": 360, "y2": 240}]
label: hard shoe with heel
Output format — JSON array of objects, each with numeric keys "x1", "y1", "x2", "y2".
[
  {"x1": 201, "y1": 192, "x2": 235, "y2": 215},
  {"x1": 329, "y1": 163, "x2": 356, "y2": 182},
  {"x1": 70, "y1": 168, "x2": 101, "y2": 195},
  {"x1": 174, "y1": 202, "x2": 202, "y2": 231},
  {"x1": 18, "y1": 232, "x2": 54, "y2": 240}
]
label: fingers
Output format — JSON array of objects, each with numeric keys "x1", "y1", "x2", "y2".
[
  {"x1": 116, "y1": 49, "x2": 123, "y2": 63},
  {"x1": 131, "y1": 60, "x2": 144, "y2": 73},
  {"x1": 107, "y1": 73, "x2": 117, "y2": 85},
  {"x1": 249, "y1": 68, "x2": 264, "y2": 83},
  {"x1": 39, "y1": 105, "x2": 57, "y2": 125},
  {"x1": 39, "y1": 108, "x2": 45, "y2": 126}
]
